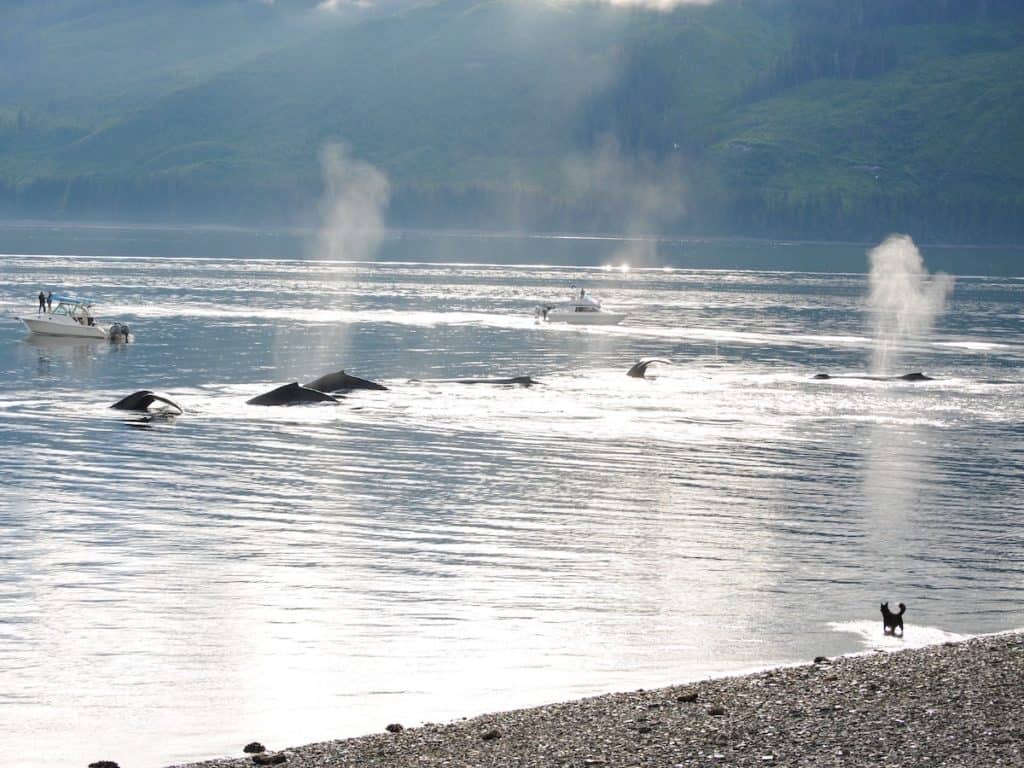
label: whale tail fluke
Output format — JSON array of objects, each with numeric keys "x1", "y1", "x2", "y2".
[
  {"x1": 627, "y1": 359, "x2": 672, "y2": 378},
  {"x1": 111, "y1": 390, "x2": 184, "y2": 414}
]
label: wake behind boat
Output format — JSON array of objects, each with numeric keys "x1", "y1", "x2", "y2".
[
  {"x1": 535, "y1": 288, "x2": 626, "y2": 326},
  {"x1": 19, "y1": 295, "x2": 130, "y2": 341}
]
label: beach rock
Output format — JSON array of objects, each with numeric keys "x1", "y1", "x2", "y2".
[
  {"x1": 252, "y1": 752, "x2": 286, "y2": 765},
  {"x1": 676, "y1": 691, "x2": 698, "y2": 703},
  {"x1": 481, "y1": 727, "x2": 501, "y2": 741},
  {"x1": 814, "y1": 656, "x2": 830, "y2": 664},
  {"x1": 707, "y1": 706, "x2": 727, "y2": 716},
  {"x1": 88, "y1": 762, "x2": 119, "y2": 768},
  {"x1": 243, "y1": 742, "x2": 266, "y2": 754},
  {"x1": 385, "y1": 723, "x2": 404, "y2": 733}
]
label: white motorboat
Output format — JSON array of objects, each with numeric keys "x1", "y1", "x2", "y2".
[
  {"x1": 535, "y1": 289, "x2": 626, "y2": 326},
  {"x1": 19, "y1": 295, "x2": 130, "y2": 340}
]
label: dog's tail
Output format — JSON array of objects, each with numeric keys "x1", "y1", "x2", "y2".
[{"x1": 897, "y1": 602, "x2": 906, "y2": 615}]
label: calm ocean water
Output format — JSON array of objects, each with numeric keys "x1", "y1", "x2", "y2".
[{"x1": 1, "y1": 230, "x2": 1022, "y2": 767}]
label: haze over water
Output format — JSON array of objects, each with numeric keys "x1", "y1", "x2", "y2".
[{"x1": 1, "y1": 235, "x2": 1022, "y2": 767}]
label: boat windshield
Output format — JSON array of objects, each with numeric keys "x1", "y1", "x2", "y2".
[
  {"x1": 55, "y1": 301, "x2": 89, "y2": 312},
  {"x1": 52, "y1": 301, "x2": 95, "y2": 323}
]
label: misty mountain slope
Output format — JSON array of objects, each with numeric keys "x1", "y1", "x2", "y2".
[
  {"x1": 703, "y1": 22, "x2": 1024, "y2": 239},
  {"x1": 576, "y1": 2, "x2": 782, "y2": 154},
  {"x1": 0, "y1": 0, "x2": 337, "y2": 120},
  {"x1": 0, "y1": 0, "x2": 348, "y2": 183},
  {"x1": 1, "y1": 0, "x2": 1022, "y2": 241},
  {"x1": 45, "y1": 0, "x2": 778, "y2": 190}
]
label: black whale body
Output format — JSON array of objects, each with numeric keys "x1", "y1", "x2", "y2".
[
  {"x1": 305, "y1": 369, "x2": 388, "y2": 392},
  {"x1": 444, "y1": 376, "x2": 540, "y2": 387},
  {"x1": 110, "y1": 390, "x2": 184, "y2": 413},
  {"x1": 812, "y1": 372, "x2": 934, "y2": 382},
  {"x1": 247, "y1": 382, "x2": 340, "y2": 406},
  {"x1": 410, "y1": 375, "x2": 540, "y2": 387}
]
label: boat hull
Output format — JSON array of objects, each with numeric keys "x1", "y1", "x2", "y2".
[
  {"x1": 546, "y1": 312, "x2": 626, "y2": 326},
  {"x1": 20, "y1": 316, "x2": 108, "y2": 339}
]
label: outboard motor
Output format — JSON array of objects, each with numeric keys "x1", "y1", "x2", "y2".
[{"x1": 109, "y1": 323, "x2": 130, "y2": 342}]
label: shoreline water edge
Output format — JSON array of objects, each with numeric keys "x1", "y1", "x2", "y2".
[{"x1": 170, "y1": 631, "x2": 1023, "y2": 768}]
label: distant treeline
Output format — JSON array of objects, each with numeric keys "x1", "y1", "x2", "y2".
[
  {"x1": 711, "y1": 186, "x2": 1024, "y2": 244},
  {"x1": 4, "y1": 173, "x2": 1022, "y2": 245}
]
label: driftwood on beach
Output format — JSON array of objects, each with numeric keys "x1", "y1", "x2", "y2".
[{"x1": 173, "y1": 632, "x2": 1022, "y2": 768}]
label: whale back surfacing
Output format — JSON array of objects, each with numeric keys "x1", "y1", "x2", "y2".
[
  {"x1": 813, "y1": 371, "x2": 934, "y2": 382},
  {"x1": 305, "y1": 369, "x2": 388, "y2": 392},
  {"x1": 446, "y1": 376, "x2": 539, "y2": 387},
  {"x1": 247, "y1": 383, "x2": 340, "y2": 406}
]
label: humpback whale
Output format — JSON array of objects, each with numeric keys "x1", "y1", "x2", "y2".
[
  {"x1": 627, "y1": 359, "x2": 672, "y2": 378},
  {"x1": 442, "y1": 376, "x2": 540, "y2": 387},
  {"x1": 305, "y1": 369, "x2": 388, "y2": 392},
  {"x1": 247, "y1": 383, "x2": 341, "y2": 406},
  {"x1": 409, "y1": 375, "x2": 540, "y2": 387},
  {"x1": 813, "y1": 372, "x2": 934, "y2": 382},
  {"x1": 110, "y1": 390, "x2": 184, "y2": 414}
]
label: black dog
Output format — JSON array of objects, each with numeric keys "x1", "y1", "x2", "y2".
[{"x1": 881, "y1": 602, "x2": 906, "y2": 636}]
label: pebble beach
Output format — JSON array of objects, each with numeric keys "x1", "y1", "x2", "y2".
[{"x1": 170, "y1": 631, "x2": 1023, "y2": 768}]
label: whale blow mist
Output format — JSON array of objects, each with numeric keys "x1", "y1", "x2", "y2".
[
  {"x1": 561, "y1": 137, "x2": 685, "y2": 268},
  {"x1": 271, "y1": 143, "x2": 390, "y2": 378},
  {"x1": 315, "y1": 143, "x2": 390, "y2": 262},
  {"x1": 866, "y1": 234, "x2": 954, "y2": 375}
]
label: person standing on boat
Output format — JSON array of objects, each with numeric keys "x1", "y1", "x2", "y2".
[
  {"x1": 46, "y1": 292, "x2": 52, "y2": 312},
  {"x1": 37, "y1": 291, "x2": 46, "y2": 314}
]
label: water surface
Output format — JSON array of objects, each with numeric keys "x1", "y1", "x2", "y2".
[{"x1": 1, "y1": 241, "x2": 1022, "y2": 767}]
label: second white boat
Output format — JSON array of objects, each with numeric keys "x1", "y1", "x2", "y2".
[{"x1": 535, "y1": 289, "x2": 626, "y2": 326}]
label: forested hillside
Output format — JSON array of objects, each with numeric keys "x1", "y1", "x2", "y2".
[{"x1": 1, "y1": 0, "x2": 1021, "y2": 242}]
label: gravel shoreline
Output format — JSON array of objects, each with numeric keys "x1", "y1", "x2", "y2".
[{"x1": 172, "y1": 631, "x2": 1023, "y2": 768}]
